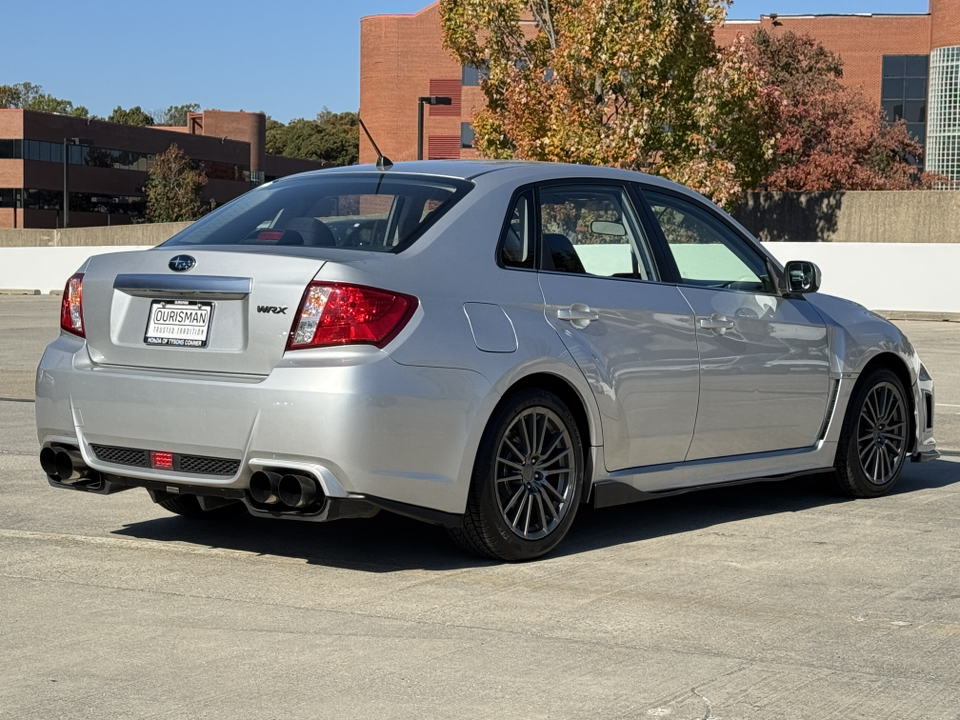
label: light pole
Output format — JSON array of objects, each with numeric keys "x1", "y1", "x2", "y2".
[
  {"x1": 62, "y1": 137, "x2": 91, "y2": 228},
  {"x1": 417, "y1": 96, "x2": 452, "y2": 160}
]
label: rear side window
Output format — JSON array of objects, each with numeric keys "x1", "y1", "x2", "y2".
[
  {"x1": 500, "y1": 191, "x2": 535, "y2": 269},
  {"x1": 162, "y1": 174, "x2": 472, "y2": 253},
  {"x1": 537, "y1": 184, "x2": 659, "y2": 280}
]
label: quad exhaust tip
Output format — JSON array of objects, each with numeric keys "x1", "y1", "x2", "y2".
[{"x1": 249, "y1": 470, "x2": 323, "y2": 511}]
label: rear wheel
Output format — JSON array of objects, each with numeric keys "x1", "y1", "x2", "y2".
[
  {"x1": 834, "y1": 368, "x2": 910, "y2": 498},
  {"x1": 157, "y1": 494, "x2": 247, "y2": 519},
  {"x1": 449, "y1": 389, "x2": 584, "y2": 561}
]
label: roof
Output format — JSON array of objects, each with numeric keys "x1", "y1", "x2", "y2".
[{"x1": 275, "y1": 159, "x2": 694, "y2": 196}]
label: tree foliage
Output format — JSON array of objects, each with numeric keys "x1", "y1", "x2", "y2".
[
  {"x1": 0, "y1": 82, "x2": 89, "y2": 117},
  {"x1": 153, "y1": 103, "x2": 201, "y2": 126},
  {"x1": 265, "y1": 109, "x2": 359, "y2": 166},
  {"x1": 439, "y1": 0, "x2": 782, "y2": 208},
  {"x1": 750, "y1": 29, "x2": 937, "y2": 191},
  {"x1": 144, "y1": 144, "x2": 208, "y2": 223},
  {"x1": 108, "y1": 105, "x2": 155, "y2": 126}
]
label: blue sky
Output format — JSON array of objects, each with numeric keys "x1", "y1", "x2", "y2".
[{"x1": 2, "y1": 0, "x2": 930, "y2": 123}]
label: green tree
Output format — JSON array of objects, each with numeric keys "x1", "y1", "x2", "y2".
[
  {"x1": 265, "y1": 108, "x2": 359, "y2": 166},
  {"x1": 0, "y1": 81, "x2": 89, "y2": 117},
  {"x1": 144, "y1": 144, "x2": 208, "y2": 223},
  {"x1": 153, "y1": 103, "x2": 201, "y2": 126},
  {"x1": 750, "y1": 29, "x2": 937, "y2": 190},
  {"x1": 108, "y1": 105, "x2": 155, "y2": 126},
  {"x1": 439, "y1": 0, "x2": 781, "y2": 208}
]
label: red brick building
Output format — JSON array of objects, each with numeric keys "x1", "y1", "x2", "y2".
[
  {"x1": 0, "y1": 109, "x2": 325, "y2": 229},
  {"x1": 359, "y1": 1, "x2": 960, "y2": 181}
]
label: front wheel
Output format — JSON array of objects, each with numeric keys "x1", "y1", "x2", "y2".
[
  {"x1": 834, "y1": 368, "x2": 910, "y2": 498},
  {"x1": 449, "y1": 389, "x2": 584, "y2": 561}
]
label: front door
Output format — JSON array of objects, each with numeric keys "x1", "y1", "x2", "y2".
[{"x1": 640, "y1": 188, "x2": 832, "y2": 461}]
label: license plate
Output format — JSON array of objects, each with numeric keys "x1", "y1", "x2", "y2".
[{"x1": 144, "y1": 300, "x2": 214, "y2": 348}]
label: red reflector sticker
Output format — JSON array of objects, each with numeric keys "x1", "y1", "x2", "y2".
[{"x1": 151, "y1": 452, "x2": 174, "y2": 469}]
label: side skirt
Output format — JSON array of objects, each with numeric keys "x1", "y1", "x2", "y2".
[
  {"x1": 593, "y1": 468, "x2": 836, "y2": 509},
  {"x1": 590, "y1": 442, "x2": 839, "y2": 509}
]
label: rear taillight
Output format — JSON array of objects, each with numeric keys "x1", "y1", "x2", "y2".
[
  {"x1": 287, "y1": 282, "x2": 418, "y2": 350},
  {"x1": 60, "y1": 273, "x2": 85, "y2": 337}
]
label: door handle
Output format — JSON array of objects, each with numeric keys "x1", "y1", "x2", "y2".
[
  {"x1": 557, "y1": 304, "x2": 599, "y2": 328},
  {"x1": 699, "y1": 313, "x2": 735, "y2": 333}
]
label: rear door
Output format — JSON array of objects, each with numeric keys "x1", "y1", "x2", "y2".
[
  {"x1": 638, "y1": 187, "x2": 831, "y2": 460},
  {"x1": 534, "y1": 182, "x2": 700, "y2": 471}
]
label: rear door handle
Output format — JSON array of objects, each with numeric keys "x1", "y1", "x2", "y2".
[
  {"x1": 557, "y1": 304, "x2": 599, "y2": 328},
  {"x1": 699, "y1": 313, "x2": 735, "y2": 333}
]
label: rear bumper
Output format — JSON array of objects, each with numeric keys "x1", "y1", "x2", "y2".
[{"x1": 36, "y1": 334, "x2": 494, "y2": 516}]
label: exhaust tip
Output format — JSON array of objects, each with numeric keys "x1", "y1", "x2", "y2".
[
  {"x1": 249, "y1": 470, "x2": 282, "y2": 505},
  {"x1": 278, "y1": 474, "x2": 318, "y2": 509},
  {"x1": 54, "y1": 448, "x2": 90, "y2": 483},
  {"x1": 40, "y1": 447, "x2": 60, "y2": 478}
]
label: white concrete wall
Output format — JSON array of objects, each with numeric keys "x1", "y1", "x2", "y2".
[
  {"x1": 762, "y1": 243, "x2": 960, "y2": 313},
  {"x1": 0, "y1": 243, "x2": 957, "y2": 314},
  {"x1": 0, "y1": 247, "x2": 147, "y2": 294}
]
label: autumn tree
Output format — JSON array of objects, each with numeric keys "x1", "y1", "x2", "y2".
[
  {"x1": 144, "y1": 144, "x2": 208, "y2": 223},
  {"x1": 108, "y1": 105, "x2": 154, "y2": 126},
  {"x1": 750, "y1": 29, "x2": 937, "y2": 190},
  {"x1": 439, "y1": 0, "x2": 782, "y2": 208},
  {"x1": 266, "y1": 109, "x2": 359, "y2": 166},
  {"x1": 0, "y1": 82, "x2": 89, "y2": 117}
]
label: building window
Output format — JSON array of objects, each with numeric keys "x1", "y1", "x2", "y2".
[
  {"x1": 926, "y1": 46, "x2": 960, "y2": 186},
  {"x1": 0, "y1": 188, "x2": 22, "y2": 208},
  {"x1": 0, "y1": 139, "x2": 22, "y2": 159},
  {"x1": 24, "y1": 188, "x2": 63, "y2": 211},
  {"x1": 461, "y1": 63, "x2": 489, "y2": 86},
  {"x1": 461, "y1": 123, "x2": 475, "y2": 149},
  {"x1": 882, "y1": 54, "x2": 929, "y2": 147},
  {"x1": 14, "y1": 139, "x2": 156, "y2": 170}
]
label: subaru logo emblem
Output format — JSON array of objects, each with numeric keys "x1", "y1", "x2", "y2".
[{"x1": 169, "y1": 255, "x2": 196, "y2": 272}]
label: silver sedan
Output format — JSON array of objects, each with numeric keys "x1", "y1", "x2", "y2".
[{"x1": 36, "y1": 161, "x2": 939, "y2": 560}]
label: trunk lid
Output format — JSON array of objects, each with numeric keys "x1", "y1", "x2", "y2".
[{"x1": 80, "y1": 248, "x2": 326, "y2": 376}]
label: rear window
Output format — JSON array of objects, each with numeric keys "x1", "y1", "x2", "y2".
[{"x1": 162, "y1": 173, "x2": 472, "y2": 253}]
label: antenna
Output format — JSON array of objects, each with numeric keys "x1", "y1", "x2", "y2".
[{"x1": 357, "y1": 115, "x2": 393, "y2": 171}]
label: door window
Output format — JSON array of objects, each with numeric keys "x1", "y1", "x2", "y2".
[
  {"x1": 538, "y1": 185, "x2": 658, "y2": 281},
  {"x1": 644, "y1": 190, "x2": 774, "y2": 293}
]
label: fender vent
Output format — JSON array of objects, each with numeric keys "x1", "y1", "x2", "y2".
[{"x1": 817, "y1": 380, "x2": 841, "y2": 441}]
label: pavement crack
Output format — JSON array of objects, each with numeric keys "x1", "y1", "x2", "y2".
[
  {"x1": 0, "y1": 397, "x2": 34, "y2": 403},
  {"x1": 691, "y1": 687, "x2": 712, "y2": 720}
]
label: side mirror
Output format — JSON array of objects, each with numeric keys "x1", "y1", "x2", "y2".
[{"x1": 781, "y1": 260, "x2": 822, "y2": 295}]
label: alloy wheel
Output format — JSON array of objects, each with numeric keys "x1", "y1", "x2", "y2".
[
  {"x1": 856, "y1": 381, "x2": 907, "y2": 485},
  {"x1": 494, "y1": 406, "x2": 577, "y2": 541}
]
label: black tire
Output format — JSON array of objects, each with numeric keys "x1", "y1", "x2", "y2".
[
  {"x1": 449, "y1": 388, "x2": 584, "y2": 561},
  {"x1": 834, "y1": 368, "x2": 910, "y2": 498},
  {"x1": 157, "y1": 494, "x2": 247, "y2": 519}
]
